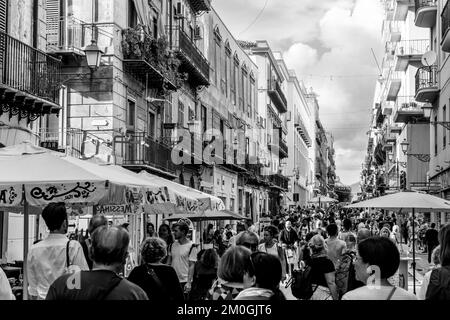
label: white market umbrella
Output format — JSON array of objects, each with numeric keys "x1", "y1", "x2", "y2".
[
  {"x1": 138, "y1": 171, "x2": 226, "y2": 212},
  {"x1": 92, "y1": 165, "x2": 202, "y2": 215},
  {"x1": 345, "y1": 191, "x2": 450, "y2": 294}
]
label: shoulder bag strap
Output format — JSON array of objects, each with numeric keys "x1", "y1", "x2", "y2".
[
  {"x1": 386, "y1": 287, "x2": 396, "y2": 300},
  {"x1": 146, "y1": 264, "x2": 170, "y2": 298},
  {"x1": 98, "y1": 276, "x2": 123, "y2": 300},
  {"x1": 66, "y1": 240, "x2": 71, "y2": 268}
]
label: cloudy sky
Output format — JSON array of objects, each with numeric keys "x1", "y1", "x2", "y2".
[{"x1": 215, "y1": 0, "x2": 385, "y2": 185}]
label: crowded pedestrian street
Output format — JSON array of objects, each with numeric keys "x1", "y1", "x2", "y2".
[{"x1": 1, "y1": 0, "x2": 450, "y2": 307}]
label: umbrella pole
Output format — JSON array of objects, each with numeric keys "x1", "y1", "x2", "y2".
[
  {"x1": 23, "y1": 186, "x2": 29, "y2": 300},
  {"x1": 412, "y1": 208, "x2": 416, "y2": 295}
]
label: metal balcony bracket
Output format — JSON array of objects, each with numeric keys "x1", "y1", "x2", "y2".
[
  {"x1": 409, "y1": 154, "x2": 430, "y2": 162},
  {"x1": 432, "y1": 121, "x2": 450, "y2": 131}
]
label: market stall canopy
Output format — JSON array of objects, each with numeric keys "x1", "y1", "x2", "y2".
[
  {"x1": 0, "y1": 142, "x2": 109, "y2": 207},
  {"x1": 344, "y1": 191, "x2": 450, "y2": 212},
  {"x1": 138, "y1": 171, "x2": 226, "y2": 211},
  {"x1": 0, "y1": 142, "x2": 197, "y2": 213},
  {"x1": 308, "y1": 195, "x2": 338, "y2": 204},
  {"x1": 164, "y1": 210, "x2": 246, "y2": 222},
  {"x1": 93, "y1": 165, "x2": 201, "y2": 215}
]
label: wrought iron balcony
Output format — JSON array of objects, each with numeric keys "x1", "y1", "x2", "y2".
[
  {"x1": 394, "y1": 39, "x2": 430, "y2": 71},
  {"x1": 415, "y1": 0, "x2": 437, "y2": 28},
  {"x1": 115, "y1": 132, "x2": 178, "y2": 177},
  {"x1": 187, "y1": 0, "x2": 211, "y2": 13},
  {"x1": 122, "y1": 27, "x2": 177, "y2": 90},
  {"x1": 442, "y1": 1, "x2": 450, "y2": 51},
  {"x1": 167, "y1": 26, "x2": 210, "y2": 86},
  {"x1": 415, "y1": 65, "x2": 439, "y2": 103},
  {"x1": 0, "y1": 31, "x2": 61, "y2": 123},
  {"x1": 393, "y1": 96, "x2": 425, "y2": 123},
  {"x1": 294, "y1": 113, "x2": 312, "y2": 147},
  {"x1": 46, "y1": 16, "x2": 85, "y2": 56},
  {"x1": 268, "y1": 79, "x2": 287, "y2": 113},
  {"x1": 268, "y1": 173, "x2": 289, "y2": 191}
]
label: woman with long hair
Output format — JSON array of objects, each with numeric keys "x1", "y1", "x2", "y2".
[{"x1": 190, "y1": 249, "x2": 219, "y2": 300}]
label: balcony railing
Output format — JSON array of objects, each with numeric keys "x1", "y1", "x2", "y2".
[
  {"x1": 395, "y1": 39, "x2": 430, "y2": 56},
  {"x1": 268, "y1": 79, "x2": 287, "y2": 113},
  {"x1": 122, "y1": 27, "x2": 178, "y2": 90},
  {"x1": 116, "y1": 132, "x2": 178, "y2": 175},
  {"x1": 187, "y1": 0, "x2": 212, "y2": 13},
  {"x1": 0, "y1": 31, "x2": 61, "y2": 113},
  {"x1": 167, "y1": 26, "x2": 210, "y2": 86},
  {"x1": 46, "y1": 16, "x2": 85, "y2": 54},
  {"x1": 268, "y1": 173, "x2": 289, "y2": 190},
  {"x1": 415, "y1": 65, "x2": 439, "y2": 102}
]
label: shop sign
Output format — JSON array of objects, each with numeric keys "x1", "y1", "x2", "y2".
[{"x1": 97, "y1": 204, "x2": 136, "y2": 215}]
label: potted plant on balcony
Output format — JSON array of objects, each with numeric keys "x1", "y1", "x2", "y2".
[{"x1": 122, "y1": 24, "x2": 146, "y2": 59}]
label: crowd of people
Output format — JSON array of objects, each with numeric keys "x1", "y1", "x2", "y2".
[{"x1": 1, "y1": 202, "x2": 450, "y2": 300}]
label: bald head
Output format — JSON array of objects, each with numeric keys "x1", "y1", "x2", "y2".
[
  {"x1": 90, "y1": 226, "x2": 129, "y2": 266},
  {"x1": 357, "y1": 228, "x2": 371, "y2": 244},
  {"x1": 88, "y1": 215, "x2": 108, "y2": 235}
]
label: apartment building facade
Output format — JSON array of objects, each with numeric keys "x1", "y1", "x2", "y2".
[
  {"x1": 239, "y1": 41, "x2": 290, "y2": 216},
  {"x1": 274, "y1": 54, "x2": 314, "y2": 207},
  {"x1": 362, "y1": 0, "x2": 431, "y2": 200},
  {"x1": 1, "y1": 0, "x2": 62, "y2": 262}
]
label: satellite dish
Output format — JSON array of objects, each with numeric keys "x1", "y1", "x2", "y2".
[{"x1": 421, "y1": 51, "x2": 437, "y2": 67}]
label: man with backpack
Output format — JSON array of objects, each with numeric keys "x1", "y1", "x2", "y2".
[{"x1": 167, "y1": 221, "x2": 198, "y2": 299}]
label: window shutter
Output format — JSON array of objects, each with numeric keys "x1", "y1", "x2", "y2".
[
  {"x1": 46, "y1": 0, "x2": 61, "y2": 49},
  {"x1": 0, "y1": 0, "x2": 7, "y2": 33}
]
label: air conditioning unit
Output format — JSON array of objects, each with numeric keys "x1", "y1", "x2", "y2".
[
  {"x1": 194, "y1": 25, "x2": 203, "y2": 40},
  {"x1": 175, "y1": 2, "x2": 185, "y2": 19}
]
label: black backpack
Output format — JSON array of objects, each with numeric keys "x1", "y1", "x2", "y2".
[
  {"x1": 426, "y1": 266, "x2": 450, "y2": 300},
  {"x1": 286, "y1": 265, "x2": 317, "y2": 300}
]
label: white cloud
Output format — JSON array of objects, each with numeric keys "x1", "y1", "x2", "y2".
[{"x1": 214, "y1": 0, "x2": 384, "y2": 185}]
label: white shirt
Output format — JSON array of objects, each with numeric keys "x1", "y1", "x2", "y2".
[
  {"x1": 27, "y1": 233, "x2": 89, "y2": 300},
  {"x1": 0, "y1": 268, "x2": 15, "y2": 300},
  {"x1": 342, "y1": 285, "x2": 418, "y2": 300},
  {"x1": 258, "y1": 243, "x2": 279, "y2": 257},
  {"x1": 170, "y1": 240, "x2": 198, "y2": 283},
  {"x1": 418, "y1": 269, "x2": 434, "y2": 300}
]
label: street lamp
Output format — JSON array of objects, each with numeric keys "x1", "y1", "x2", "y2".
[
  {"x1": 400, "y1": 139, "x2": 430, "y2": 162},
  {"x1": 422, "y1": 103, "x2": 433, "y2": 119},
  {"x1": 400, "y1": 139, "x2": 409, "y2": 155},
  {"x1": 84, "y1": 40, "x2": 103, "y2": 70},
  {"x1": 422, "y1": 103, "x2": 450, "y2": 130}
]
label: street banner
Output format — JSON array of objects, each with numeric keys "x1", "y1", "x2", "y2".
[
  {"x1": 0, "y1": 185, "x2": 22, "y2": 207},
  {"x1": 25, "y1": 181, "x2": 107, "y2": 207}
]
